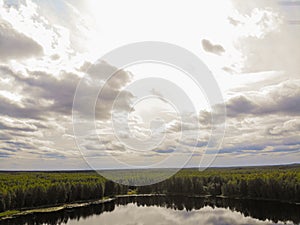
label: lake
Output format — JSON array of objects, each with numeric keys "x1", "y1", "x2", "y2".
[{"x1": 1, "y1": 196, "x2": 299, "y2": 225}]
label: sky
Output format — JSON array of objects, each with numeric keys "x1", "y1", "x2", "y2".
[{"x1": 0, "y1": 0, "x2": 299, "y2": 170}]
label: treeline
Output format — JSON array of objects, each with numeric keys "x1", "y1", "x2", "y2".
[
  {"x1": 0, "y1": 165, "x2": 299, "y2": 213},
  {"x1": 138, "y1": 166, "x2": 300, "y2": 202},
  {"x1": 0, "y1": 172, "x2": 127, "y2": 212}
]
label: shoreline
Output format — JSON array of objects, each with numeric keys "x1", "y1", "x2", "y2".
[
  {"x1": 0, "y1": 198, "x2": 115, "y2": 220},
  {"x1": 0, "y1": 194, "x2": 299, "y2": 221},
  {"x1": 0, "y1": 194, "x2": 165, "y2": 220}
]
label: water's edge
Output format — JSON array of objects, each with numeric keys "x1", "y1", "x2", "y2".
[
  {"x1": 0, "y1": 194, "x2": 298, "y2": 221},
  {"x1": 0, "y1": 194, "x2": 165, "y2": 220}
]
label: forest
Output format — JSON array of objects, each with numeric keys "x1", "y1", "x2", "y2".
[
  {"x1": 0, "y1": 164, "x2": 299, "y2": 213},
  {"x1": 138, "y1": 165, "x2": 300, "y2": 202}
]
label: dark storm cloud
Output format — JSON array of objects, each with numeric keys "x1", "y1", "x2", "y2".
[
  {"x1": 201, "y1": 39, "x2": 225, "y2": 55},
  {"x1": 0, "y1": 21, "x2": 43, "y2": 60}
]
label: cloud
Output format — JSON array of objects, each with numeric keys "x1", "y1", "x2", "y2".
[
  {"x1": 150, "y1": 88, "x2": 169, "y2": 103},
  {"x1": 226, "y1": 95, "x2": 257, "y2": 116},
  {"x1": 0, "y1": 119, "x2": 37, "y2": 132},
  {"x1": 193, "y1": 79, "x2": 300, "y2": 158},
  {"x1": 0, "y1": 60, "x2": 134, "y2": 120},
  {"x1": 153, "y1": 149, "x2": 175, "y2": 154},
  {"x1": 222, "y1": 66, "x2": 238, "y2": 74},
  {"x1": 228, "y1": 17, "x2": 242, "y2": 26},
  {"x1": 0, "y1": 20, "x2": 43, "y2": 60},
  {"x1": 201, "y1": 39, "x2": 225, "y2": 55},
  {"x1": 230, "y1": 0, "x2": 280, "y2": 16},
  {"x1": 229, "y1": 1, "x2": 300, "y2": 74},
  {"x1": 28, "y1": 0, "x2": 91, "y2": 53},
  {"x1": 0, "y1": 0, "x2": 75, "y2": 59},
  {"x1": 0, "y1": 0, "x2": 299, "y2": 168},
  {"x1": 0, "y1": 151, "x2": 13, "y2": 158},
  {"x1": 267, "y1": 119, "x2": 300, "y2": 136},
  {"x1": 76, "y1": 61, "x2": 134, "y2": 120},
  {"x1": 225, "y1": 80, "x2": 300, "y2": 117},
  {"x1": 0, "y1": 60, "x2": 135, "y2": 163},
  {"x1": 238, "y1": 28, "x2": 300, "y2": 74},
  {"x1": 211, "y1": 114, "x2": 300, "y2": 156},
  {"x1": 220, "y1": 144, "x2": 265, "y2": 154},
  {"x1": 0, "y1": 94, "x2": 45, "y2": 120}
]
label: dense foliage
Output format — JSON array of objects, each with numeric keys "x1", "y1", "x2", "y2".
[
  {"x1": 138, "y1": 165, "x2": 300, "y2": 202},
  {"x1": 0, "y1": 172, "x2": 127, "y2": 212},
  {"x1": 0, "y1": 165, "x2": 299, "y2": 213}
]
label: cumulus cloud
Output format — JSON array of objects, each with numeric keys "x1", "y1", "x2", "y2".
[
  {"x1": 201, "y1": 39, "x2": 225, "y2": 55},
  {"x1": 230, "y1": 1, "x2": 300, "y2": 74},
  {"x1": 0, "y1": 21, "x2": 43, "y2": 60},
  {"x1": 76, "y1": 61, "x2": 134, "y2": 120},
  {"x1": 206, "y1": 114, "x2": 300, "y2": 158},
  {"x1": 238, "y1": 28, "x2": 300, "y2": 74},
  {"x1": 225, "y1": 80, "x2": 300, "y2": 117},
  {"x1": 193, "y1": 79, "x2": 300, "y2": 160},
  {"x1": 0, "y1": 0, "x2": 299, "y2": 168},
  {"x1": 0, "y1": 60, "x2": 134, "y2": 120},
  {"x1": 0, "y1": 60, "x2": 135, "y2": 163},
  {"x1": 267, "y1": 118, "x2": 300, "y2": 136}
]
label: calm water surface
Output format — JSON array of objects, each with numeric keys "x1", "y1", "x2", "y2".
[{"x1": 1, "y1": 196, "x2": 299, "y2": 225}]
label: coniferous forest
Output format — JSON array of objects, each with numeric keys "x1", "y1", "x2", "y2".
[{"x1": 0, "y1": 165, "x2": 299, "y2": 214}]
